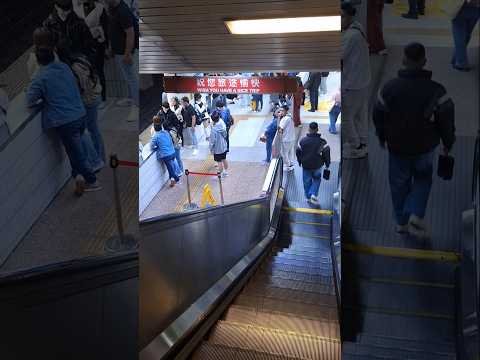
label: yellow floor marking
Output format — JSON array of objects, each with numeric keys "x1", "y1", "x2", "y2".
[
  {"x1": 343, "y1": 243, "x2": 460, "y2": 263},
  {"x1": 283, "y1": 207, "x2": 334, "y2": 216}
]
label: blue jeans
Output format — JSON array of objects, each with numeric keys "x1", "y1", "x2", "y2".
[
  {"x1": 329, "y1": 104, "x2": 341, "y2": 133},
  {"x1": 388, "y1": 151, "x2": 434, "y2": 225},
  {"x1": 115, "y1": 52, "x2": 139, "y2": 106},
  {"x1": 188, "y1": 126, "x2": 198, "y2": 147},
  {"x1": 174, "y1": 147, "x2": 183, "y2": 175},
  {"x1": 85, "y1": 102, "x2": 106, "y2": 163},
  {"x1": 56, "y1": 119, "x2": 96, "y2": 184},
  {"x1": 266, "y1": 138, "x2": 273, "y2": 162},
  {"x1": 451, "y1": 4, "x2": 480, "y2": 68},
  {"x1": 303, "y1": 167, "x2": 323, "y2": 199},
  {"x1": 161, "y1": 154, "x2": 179, "y2": 182}
]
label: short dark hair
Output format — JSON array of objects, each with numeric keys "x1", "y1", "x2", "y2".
[
  {"x1": 281, "y1": 104, "x2": 289, "y2": 111},
  {"x1": 216, "y1": 100, "x2": 224, "y2": 108},
  {"x1": 404, "y1": 42, "x2": 426, "y2": 63},
  {"x1": 194, "y1": 93, "x2": 202, "y2": 101},
  {"x1": 181, "y1": 96, "x2": 190, "y2": 103},
  {"x1": 35, "y1": 48, "x2": 55, "y2": 66},
  {"x1": 162, "y1": 101, "x2": 170, "y2": 109},
  {"x1": 210, "y1": 110, "x2": 220, "y2": 122},
  {"x1": 153, "y1": 123, "x2": 162, "y2": 132},
  {"x1": 309, "y1": 122, "x2": 319, "y2": 131},
  {"x1": 341, "y1": 2, "x2": 356, "y2": 16},
  {"x1": 33, "y1": 27, "x2": 54, "y2": 48}
]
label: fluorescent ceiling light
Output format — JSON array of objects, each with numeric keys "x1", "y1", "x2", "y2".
[{"x1": 225, "y1": 16, "x2": 340, "y2": 34}]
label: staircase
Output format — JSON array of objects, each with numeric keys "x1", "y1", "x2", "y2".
[
  {"x1": 342, "y1": 248, "x2": 458, "y2": 359},
  {"x1": 193, "y1": 208, "x2": 341, "y2": 359}
]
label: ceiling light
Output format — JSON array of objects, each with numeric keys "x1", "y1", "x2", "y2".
[{"x1": 225, "y1": 16, "x2": 340, "y2": 35}]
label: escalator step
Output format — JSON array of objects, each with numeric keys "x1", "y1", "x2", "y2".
[
  {"x1": 279, "y1": 222, "x2": 331, "y2": 238},
  {"x1": 277, "y1": 236, "x2": 331, "y2": 248},
  {"x1": 271, "y1": 257, "x2": 333, "y2": 270},
  {"x1": 225, "y1": 305, "x2": 340, "y2": 339},
  {"x1": 248, "y1": 275, "x2": 335, "y2": 295},
  {"x1": 278, "y1": 247, "x2": 332, "y2": 257},
  {"x1": 274, "y1": 252, "x2": 332, "y2": 264},
  {"x1": 234, "y1": 294, "x2": 338, "y2": 322},
  {"x1": 262, "y1": 262, "x2": 333, "y2": 276},
  {"x1": 281, "y1": 212, "x2": 332, "y2": 224},
  {"x1": 210, "y1": 321, "x2": 341, "y2": 360},
  {"x1": 243, "y1": 282, "x2": 337, "y2": 307},
  {"x1": 259, "y1": 268, "x2": 334, "y2": 285},
  {"x1": 193, "y1": 342, "x2": 307, "y2": 360},
  {"x1": 342, "y1": 341, "x2": 456, "y2": 359}
]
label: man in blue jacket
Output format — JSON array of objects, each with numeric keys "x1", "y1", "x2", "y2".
[
  {"x1": 260, "y1": 107, "x2": 280, "y2": 163},
  {"x1": 151, "y1": 123, "x2": 180, "y2": 187},
  {"x1": 26, "y1": 43, "x2": 100, "y2": 196}
]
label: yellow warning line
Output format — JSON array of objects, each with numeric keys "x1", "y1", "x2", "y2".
[
  {"x1": 283, "y1": 207, "x2": 334, "y2": 216},
  {"x1": 343, "y1": 243, "x2": 461, "y2": 263}
]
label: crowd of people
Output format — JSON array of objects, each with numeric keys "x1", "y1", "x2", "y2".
[{"x1": 24, "y1": 0, "x2": 139, "y2": 196}]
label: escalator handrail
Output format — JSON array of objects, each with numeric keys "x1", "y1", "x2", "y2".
[
  {"x1": 140, "y1": 158, "x2": 282, "y2": 226},
  {"x1": 472, "y1": 131, "x2": 479, "y2": 205},
  {"x1": 0, "y1": 251, "x2": 137, "y2": 284}
]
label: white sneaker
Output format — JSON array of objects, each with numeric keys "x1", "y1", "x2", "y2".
[
  {"x1": 310, "y1": 195, "x2": 319, "y2": 205},
  {"x1": 221, "y1": 171, "x2": 229, "y2": 178},
  {"x1": 287, "y1": 165, "x2": 295, "y2": 172},
  {"x1": 408, "y1": 214, "x2": 429, "y2": 239},
  {"x1": 116, "y1": 98, "x2": 133, "y2": 107},
  {"x1": 126, "y1": 104, "x2": 139, "y2": 122},
  {"x1": 84, "y1": 181, "x2": 102, "y2": 192},
  {"x1": 192, "y1": 149, "x2": 199, "y2": 155},
  {"x1": 378, "y1": 49, "x2": 389, "y2": 56}
]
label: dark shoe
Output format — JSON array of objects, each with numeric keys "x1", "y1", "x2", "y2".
[
  {"x1": 74, "y1": 175, "x2": 85, "y2": 197},
  {"x1": 402, "y1": 13, "x2": 418, "y2": 19},
  {"x1": 418, "y1": 9, "x2": 425, "y2": 15},
  {"x1": 453, "y1": 64, "x2": 471, "y2": 72},
  {"x1": 308, "y1": 109, "x2": 316, "y2": 112},
  {"x1": 84, "y1": 181, "x2": 102, "y2": 193}
]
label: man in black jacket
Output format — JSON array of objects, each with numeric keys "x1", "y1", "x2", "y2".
[
  {"x1": 296, "y1": 122, "x2": 331, "y2": 205},
  {"x1": 305, "y1": 72, "x2": 322, "y2": 112},
  {"x1": 373, "y1": 42, "x2": 455, "y2": 238},
  {"x1": 158, "y1": 101, "x2": 181, "y2": 133}
]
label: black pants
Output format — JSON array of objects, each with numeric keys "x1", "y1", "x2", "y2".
[
  {"x1": 226, "y1": 125, "x2": 231, "y2": 152},
  {"x1": 95, "y1": 42, "x2": 107, "y2": 101},
  {"x1": 408, "y1": 0, "x2": 425, "y2": 14},
  {"x1": 309, "y1": 87, "x2": 319, "y2": 111}
]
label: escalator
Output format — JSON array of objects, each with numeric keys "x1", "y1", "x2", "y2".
[{"x1": 140, "y1": 158, "x2": 341, "y2": 360}]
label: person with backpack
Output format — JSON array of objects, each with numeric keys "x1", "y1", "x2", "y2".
[
  {"x1": 26, "y1": 41, "x2": 101, "y2": 195},
  {"x1": 194, "y1": 93, "x2": 211, "y2": 141},
  {"x1": 278, "y1": 105, "x2": 295, "y2": 172},
  {"x1": 151, "y1": 123, "x2": 180, "y2": 187},
  {"x1": 373, "y1": 42, "x2": 456, "y2": 238},
  {"x1": 216, "y1": 100, "x2": 234, "y2": 152},
  {"x1": 342, "y1": 2, "x2": 371, "y2": 159},
  {"x1": 209, "y1": 111, "x2": 229, "y2": 178},
  {"x1": 296, "y1": 122, "x2": 331, "y2": 205},
  {"x1": 181, "y1": 96, "x2": 198, "y2": 154}
]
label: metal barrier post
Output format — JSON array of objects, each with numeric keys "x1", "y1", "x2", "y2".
[
  {"x1": 105, "y1": 154, "x2": 138, "y2": 252},
  {"x1": 183, "y1": 169, "x2": 199, "y2": 211},
  {"x1": 217, "y1": 172, "x2": 225, "y2": 205}
]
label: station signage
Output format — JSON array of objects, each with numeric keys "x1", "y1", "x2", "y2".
[{"x1": 164, "y1": 76, "x2": 299, "y2": 94}]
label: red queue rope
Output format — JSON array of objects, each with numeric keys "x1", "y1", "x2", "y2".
[
  {"x1": 185, "y1": 170, "x2": 218, "y2": 177},
  {"x1": 117, "y1": 160, "x2": 139, "y2": 168},
  {"x1": 109, "y1": 154, "x2": 138, "y2": 169}
]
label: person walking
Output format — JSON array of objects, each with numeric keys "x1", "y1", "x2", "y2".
[
  {"x1": 105, "y1": 0, "x2": 139, "y2": 107},
  {"x1": 451, "y1": 0, "x2": 480, "y2": 72},
  {"x1": 329, "y1": 89, "x2": 341, "y2": 134},
  {"x1": 181, "y1": 96, "x2": 198, "y2": 154},
  {"x1": 151, "y1": 123, "x2": 180, "y2": 187},
  {"x1": 26, "y1": 42, "x2": 101, "y2": 196},
  {"x1": 194, "y1": 93, "x2": 211, "y2": 141},
  {"x1": 368, "y1": 0, "x2": 388, "y2": 54},
  {"x1": 341, "y1": 2, "x2": 371, "y2": 158},
  {"x1": 292, "y1": 77, "x2": 304, "y2": 126},
  {"x1": 402, "y1": 0, "x2": 426, "y2": 19},
  {"x1": 373, "y1": 42, "x2": 456, "y2": 238},
  {"x1": 296, "y1": 122, "x2": 330, "y2": 205},
  {"x1": 278, "y1": 105, "x2": 295, "y2": 171},
  {"x1": 305, "y1": 72, "x2": 322, "y2": 112},
  {"x1": 260, "y1": 107, "x2": 280, "y2": 164},
  {"x1": 209, "y1": 111, "x2": 229, "y2": 178}
]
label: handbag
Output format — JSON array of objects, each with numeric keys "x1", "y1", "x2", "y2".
[
  {"x1": 438, "y1": 154, "x2": 455, "y2": 180},
  {"x1": 441, "y1": 0, "x2": 465, "y2": 19}
]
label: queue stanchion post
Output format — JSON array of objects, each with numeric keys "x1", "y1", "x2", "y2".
[
  {"x1": 217, "y1": 172, "x2": 225, "y2": 205},
  {"x1": 105, "y1": 154, "x2": 138, "y2": 252},
  {"x1": 183, "y1": 169, "x2": 199, "y2": 211}
]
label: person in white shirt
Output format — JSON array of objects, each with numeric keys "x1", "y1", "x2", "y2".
[
  {"x1": 278, "y1": 105, "x2": 296, "y2": 171},
  {"x1": 341, "y1": 2, "x2": 371, "y2": 159}
]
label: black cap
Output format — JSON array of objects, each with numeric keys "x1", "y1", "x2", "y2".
[
  {"x1": 309, "y1": 122, "x2": 319, "y2": 131},
  {"x1": 404, "y1": 42, "x2": 426, "y2": 62}
]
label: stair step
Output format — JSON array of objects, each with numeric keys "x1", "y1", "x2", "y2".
[
  {"x1": 342, "y1": 341, "x2": 456, "y2": 359},
  {"x1": 356, "y1": 333, "x2": 456, "y2": 355},
  {"x1": 343, "y1": 309, "x2": 455, "y2": 342},
  {"x1": 278, "y1": 247, "x2": 331, "y2": 257},
  {"x1": 210, "y1": 321, "x2": 341, "y2": 360},
  {"x1": 259, "y1": 267, "x2": 334, "y2": 285},
  {"x1": 343, "y1": 278, "x2": 454, "y2": 316},
  {"x1": 243, "y1": 281, "x2": 337, "y2": 305},
  {"x1": 262, "y1": 262, "x2": 333, "y2": 276},
  {"x1": 234, "y1": 294, "x2": 338, "y2": 322},
  {"x1": 248, "y1": 274, "x2": 335, "y2": 295},
  {"x1": 274, "y1": 252, "x2": 332, "y2": 264},
  {"x1": 270, "y1": 257, "x2": 333, "y2": 270},
  {"x1": 193, "y1": 342, "x2": 307, "y2": 360},
  {"x1": 225, "y1": 305, "x2": 340, "y2": 339},
  {"x1": 280, "y1": 222, "x2": 331, "y2": 237},
  {"x1": 281, "y1": 211, "x2": 332, "y2": 223}
]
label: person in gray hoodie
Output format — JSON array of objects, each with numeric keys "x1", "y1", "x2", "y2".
[{"x1": 209, "y1": 110, "x2": 229, "y2": 178}]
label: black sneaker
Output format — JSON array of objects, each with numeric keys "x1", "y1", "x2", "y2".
[
  {"x1": 418, "y1": 9, "x2": 425, "y2": 15},
  {"x1": 402, "y1": 13, "x2": 418, "y2": 19}
]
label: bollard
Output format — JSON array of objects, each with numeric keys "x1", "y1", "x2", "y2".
[
  {"x1": 183, "y1": 169, "x2": 199, "y2": 211},
  {"x1": 105, "y1": 154, "x2": 138, "y2": 252},
  {"x1": 217, "y1": 172, "x2": 225, "y2": 205}
]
